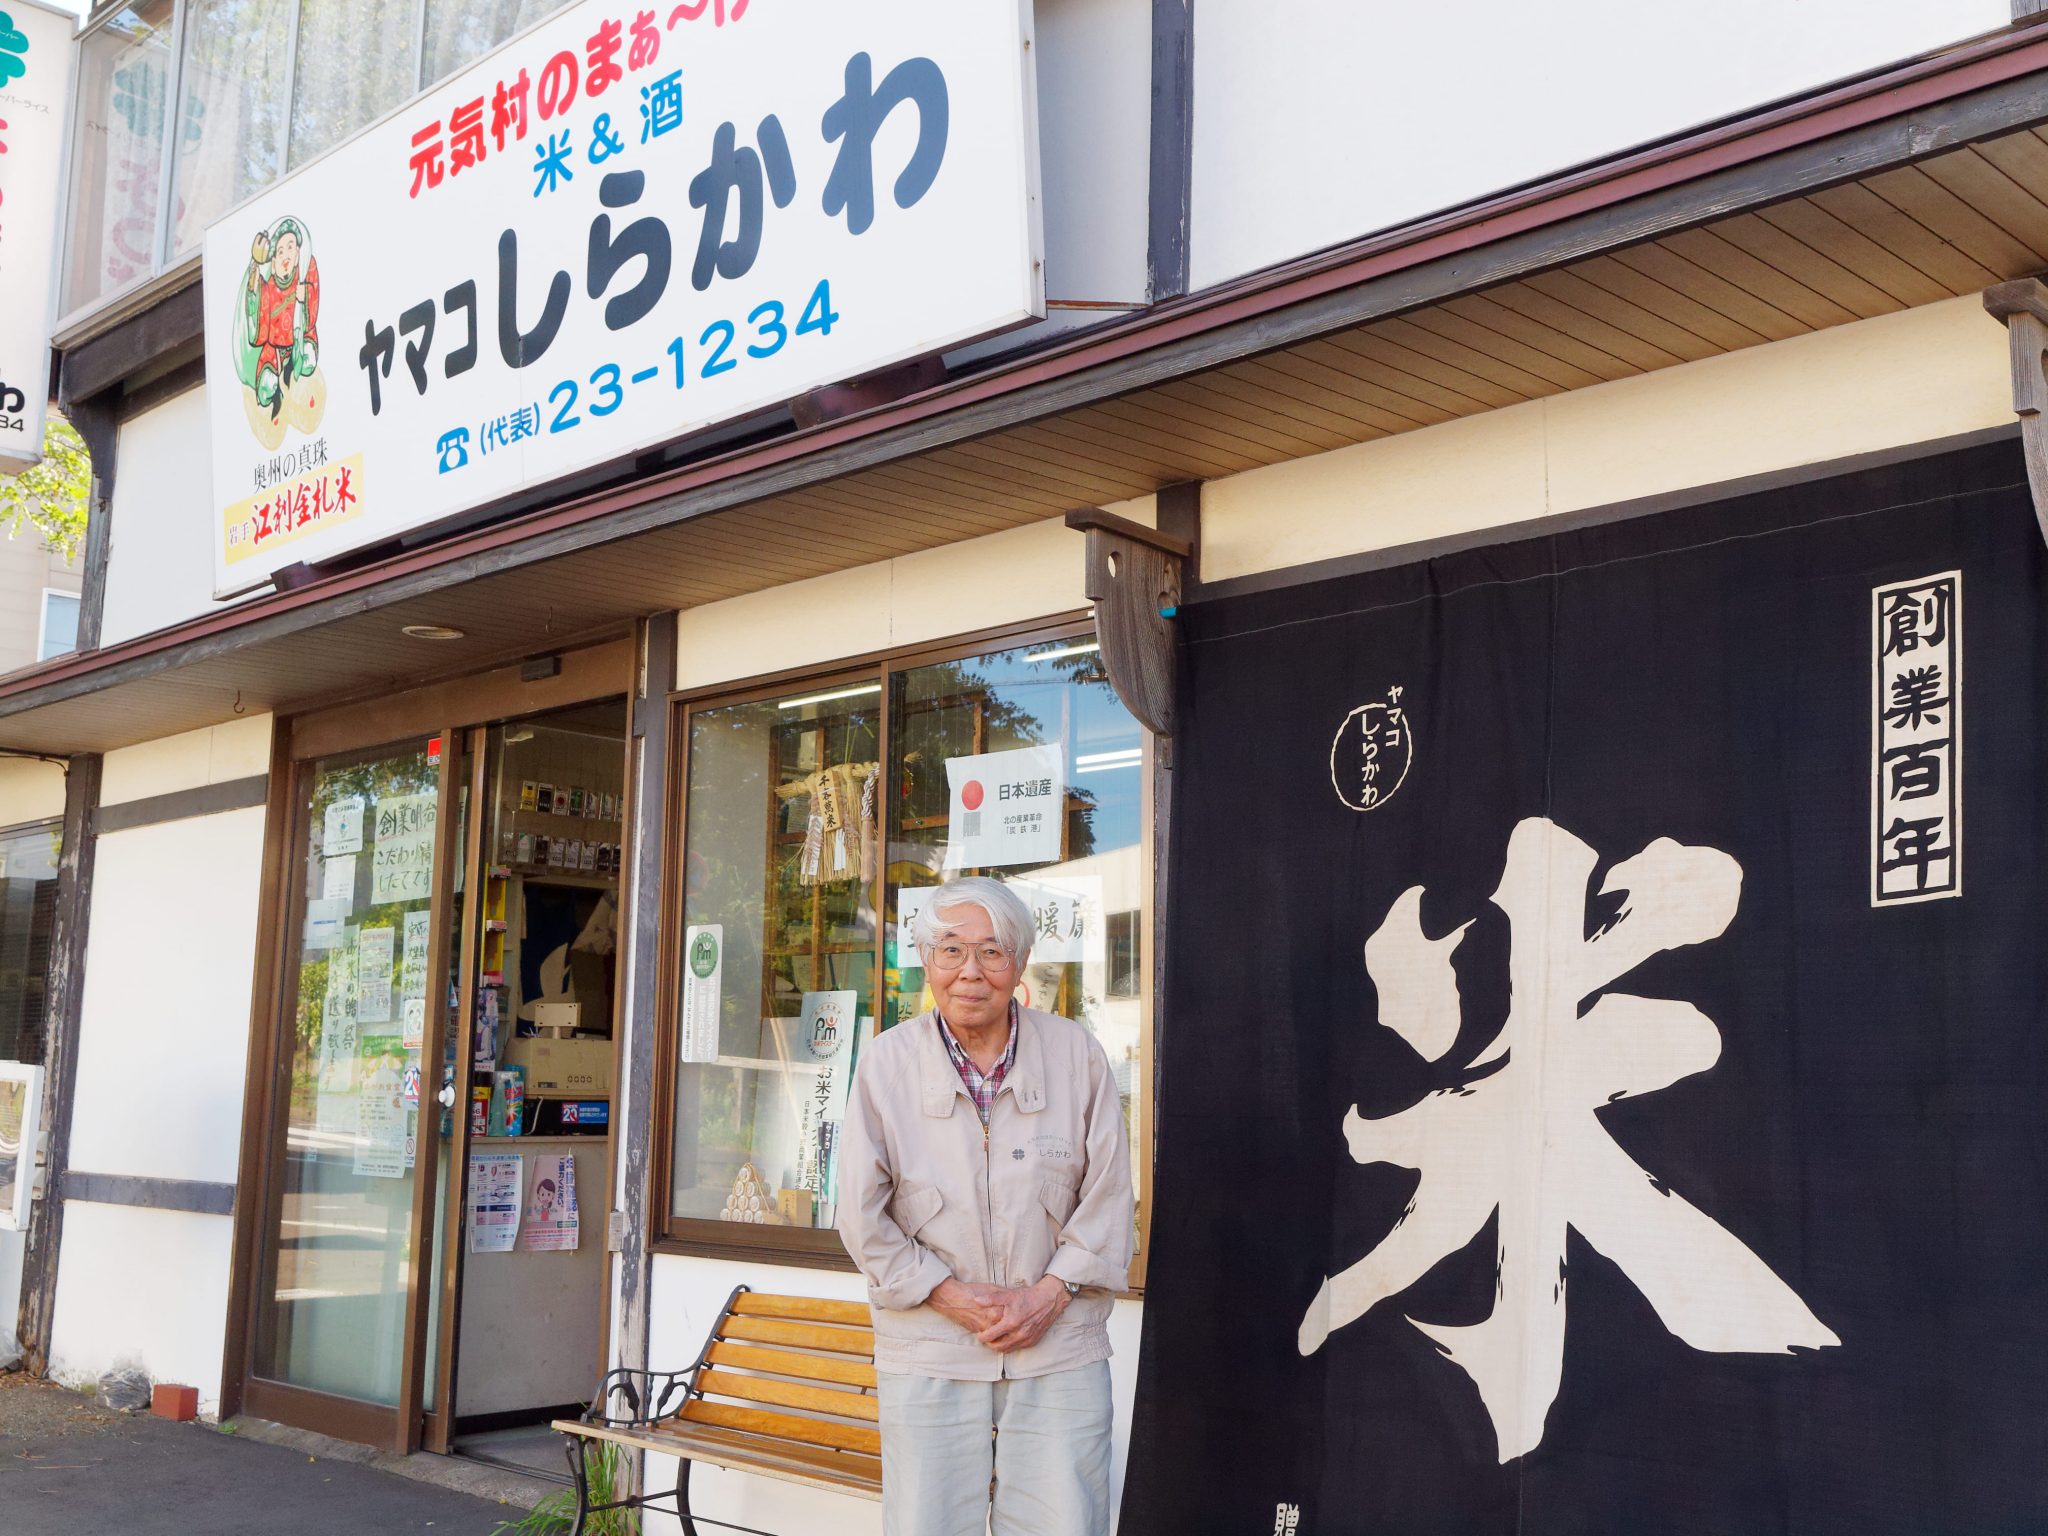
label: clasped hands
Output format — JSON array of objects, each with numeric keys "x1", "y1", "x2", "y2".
[{"x1": 928, "y1": 1275, "x2": 1070, "y2": 1354}]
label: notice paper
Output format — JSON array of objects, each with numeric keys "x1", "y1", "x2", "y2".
[
  {"x1": 371, "y1": 793, "x2": 439, "y2": 904},
  {"x1": 354, "y1": 1051, "x2": 407, "y2": 1178},
  {"x1": 681, "y1": 924, "x2": 723, "y2": 1064},
  {"x1": 400, "y1": 910, "x2": 432, "y2": 1000},
  {"x1": 356, "y1": 926, "x2": 395, "y2": 1023},
  {"x1": 323, "y1": 796, "x2": 365, "y2": 855},
  {"x1": 943, "y1": 745, "x2": 1065, "y2": 869},
  {"x1": 519, "y1": 1153, "x2": 580, "y2": 1252},
  {"x1": 468, "y1": 1153, "x2": 523, "y2": 1253},
  {"x1": 322, "y1": 854, "x2": 357, "y2": 903}
]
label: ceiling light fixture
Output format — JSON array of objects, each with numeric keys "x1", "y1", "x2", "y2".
[
  {"x1": 401, "y1": 623, "x2": 466, "y2": 641},
  {"x1": 776, "y1": 683, "x2": 883, "y2": 710},
  {"x1": 1024, "y1": 641, "x2": 1101, "y2": 664}
]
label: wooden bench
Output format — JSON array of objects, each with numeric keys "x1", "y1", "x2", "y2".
[{"x1": 555, "y1": 1285, "x2": 880, "y2": 1533}]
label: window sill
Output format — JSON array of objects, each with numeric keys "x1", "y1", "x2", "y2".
[{"x1": 51, "y1": 256, "x2": 203, "y2": 354}]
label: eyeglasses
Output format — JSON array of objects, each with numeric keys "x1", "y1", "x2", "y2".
[{"x1": 925, "y1": 942, "x2": 1017, "y2": 974}]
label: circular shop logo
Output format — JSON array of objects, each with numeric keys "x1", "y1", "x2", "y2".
[
  {"x1": 961, "y1": 779, "x2": 985, "y2": 811},
  {"x1": 689, "y1": 930, "x2": 720, "y2": 979},
  {"x1": 1329, "y1": 689, "x2": 1412, "y2": 813},
  {"x1": 810, "y1": 1010, "x2": 845, "y2": 1058}
]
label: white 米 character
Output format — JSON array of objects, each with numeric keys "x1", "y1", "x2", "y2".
[{"x1": 1299, "y1": 817, "x2": 1838, "y2": 1461}]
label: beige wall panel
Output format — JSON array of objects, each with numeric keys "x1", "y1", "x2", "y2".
[
  {"x1": 101, "y1": 713, "x2": 275, "y2": 806},
  {"x1": 1200, "y1": 406, "x2": 1550, "y2": 581},
  {"x1": 1202, "y1": 295, "x2": 2012, "y2": 582},
  {"x1": 1542, "y1": 296, "x2": 2012, "y2": 515},
  {"x1": 673, "y1": 495, "x2": 1155, "y2": 693},
  {"x1": 0, "y1": 757, "x2": 68, "y2": 825}
]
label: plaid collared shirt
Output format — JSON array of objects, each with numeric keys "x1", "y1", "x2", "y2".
[{"x1": 936, "y1": 1003, "x2": 1019, "y2": 1126}]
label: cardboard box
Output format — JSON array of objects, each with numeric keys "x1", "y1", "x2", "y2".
[{"x1": 506, "y1": 1034, "x2": 614, "y2": 1098}]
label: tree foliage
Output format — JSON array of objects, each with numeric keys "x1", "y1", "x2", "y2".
[{"x1": 0, "y1": 417, "x2": 92, "y2": 560}]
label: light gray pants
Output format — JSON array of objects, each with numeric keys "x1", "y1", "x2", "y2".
[{"x1": 877, "y1": 1360, "x2": 1113, "y2": 1536}]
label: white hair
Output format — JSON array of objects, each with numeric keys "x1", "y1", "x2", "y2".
[{"x1": 912, "y1": 876, "x2": 1035, "y2": 966}]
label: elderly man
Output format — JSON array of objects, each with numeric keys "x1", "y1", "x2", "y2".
[{"x1": 839, "y1": 875, "x2": 1134, "y2": 1536}]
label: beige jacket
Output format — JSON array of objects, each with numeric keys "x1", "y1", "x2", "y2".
[{"x1": 837, "y1": 1005, "x2": 1134, "y2": 1380}]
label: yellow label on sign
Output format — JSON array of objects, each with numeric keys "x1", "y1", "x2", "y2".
[{"x1": 222, "y1": 452, "x2": 365, "y2": 567}]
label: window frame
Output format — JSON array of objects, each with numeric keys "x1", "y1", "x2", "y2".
[
  {"x1": 651, "y1": 611, "x2": 1156, "y2": 1290},
  {"x1": 37, "y1": 589, "x2": 81, "y2": 662},
  {"x1": 56, "y1": 0, "x2": 573, "y2": 334}
]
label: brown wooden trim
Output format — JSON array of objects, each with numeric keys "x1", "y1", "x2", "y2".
[
  {"x1": 95, "y1": 774, "x2": 269, "y2": 833},
  {"x1": 62, "y1": 1172, "x2": 236, "y2": 1214},
  {"x1": 396, "y1": 727, "x2": 464, "y2": 1452},
  {"x1": 421, "y1": 727, "x2": 489, "y2": 1452},
  {"x1": 290, "y1": 638, "x2": 635, "y2": 761},
  {"x1": 667, "y1": 611, "x2": 1093, "y2": 709},
  {"x1": 653, "y1": 1231, "x2": 860, "y2": 1272},
  {"x1": 614, "y1": 614, "x2": 675, "y2": 1397},
  {"x1": 239, "y1": 1376, "x2": 400, "y2": 1447},
  {"x1": 15, "y1": 754, "x2": 98, "y2": 1372},
  {"x1": 220, "y1": 726, "x2": 293, "y2": 1421},
  {"x1": 1063, "y1": 509, "x2": 1192, "y2": 558},
  {"x1": 591, "y1": 689, "x2": 635, "y2": 1404}
]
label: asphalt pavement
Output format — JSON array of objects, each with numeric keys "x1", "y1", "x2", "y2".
[{"x1": 0, "y1": 1373, "x2": 540, "y2": 1536}]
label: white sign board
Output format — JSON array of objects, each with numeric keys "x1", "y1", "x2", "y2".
[
  {"x1": 0, "y1": 0, "x2": 75, "y2": 473},
  {"x1": 898, "y1": 874, "x2": 1103, "y2": 966},
  {"x1": 944, "y1": 744, "x2": 1065, "y2": 869},
  {"x1": 202, "y1": 0, "x2": 1042, "y2": 595}
]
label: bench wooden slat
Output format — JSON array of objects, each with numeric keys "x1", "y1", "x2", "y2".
[
  {"x1": 729, "y1": 1293, "x2": 872, "y2": 1327},
  {"x1": 705, "y1": 1340, "x2": 877, "y2": 1389},
  {"x1": 681, "y1": 1399, "x2": 883, "y2": 1456},
  {"x1": 555, "y1": 1418, "x2": 882, "y2": 1501},
  {"x1": 697, "y1": 1367, "x2": 880, "y2": 1422},
  {"x1": 720, "y1": 1315, "x2": 875, "y2": 1355}
]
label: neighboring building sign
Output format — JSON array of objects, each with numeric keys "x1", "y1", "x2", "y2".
[
  {"x1": 202, "y1": 0, "x2": 1043, "y2": 596},
  {"x1": 1126, "y1": 445, "x2": 2048, "y2": 1533},
  {"x1": 0, "y1": 0, "x2": 76, "y2": 473}
]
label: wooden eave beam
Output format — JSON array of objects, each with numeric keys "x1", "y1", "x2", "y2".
[
  {"x1": 1984, "y1": 277, "x2": 2048, "y2": 546},
  {"x1": 1065, "y1": 509, "x2": 1190, "y2": 750}
]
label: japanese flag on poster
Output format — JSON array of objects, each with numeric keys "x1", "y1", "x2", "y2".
[
  {"x1": 519, "y1": 1153, "x2": 579, "y2": 1252},
  {"x1": 943, "y1": 746, "x2": 1065, "y2": 869}
]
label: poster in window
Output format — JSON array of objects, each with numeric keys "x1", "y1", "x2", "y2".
[
  {"x1": 468, "y1": 1153, "x2": 522, "y2": 1253},
  {"x1": 322, "y1": 795, "x2": 365, "y2": 855},
  {"x1": 371, "y1": 793, "x2": 438, "y2": 904},
  {"x1": 943, "y1": 745, "x2": 1065, "y2": 869},
  {"x1": 519, "y1": 1153, "x2": 580, "y2": 1252},
  {"x1": 681, "y1": 924, "x2": 723, "y2": 1064}
]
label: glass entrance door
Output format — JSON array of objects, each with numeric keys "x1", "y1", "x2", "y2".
[{"x1": 245, "y1": 734, "x2": 460, "y2": 1444}]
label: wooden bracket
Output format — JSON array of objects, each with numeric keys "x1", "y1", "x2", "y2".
[
  {"x1": 1983, "y1": 279, "x2": 2048, "y2": 546},
  {"x1": 1064, "y1": 509, "x2": 1191, "y2": 748}
]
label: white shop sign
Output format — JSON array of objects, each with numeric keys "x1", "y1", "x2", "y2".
[
  {"x1": 0, "y1": 0, "x2": 77, "y2": 472},
  {"x1": 202, "y1": 0, "x2": 1042, "y2": 596}
]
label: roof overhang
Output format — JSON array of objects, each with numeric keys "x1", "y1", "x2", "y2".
[{"x1": 9, "y1": 21, "x2": 2048, "y2": 754}]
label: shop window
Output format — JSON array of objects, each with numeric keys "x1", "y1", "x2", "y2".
[
  {"x1": 662, "y1": 627, "x2": 1152, "y2": 1267},
  {"x1": 286, "y1": 0, "x2": 420, "y2": 170},
  {"x1": 0, "y1": 823, "x2": 62, "y2": 1065},
  {"x1": 62, "y1": 1, "x2": 175, "y2": 316},
  {"x1": 165, "y1": 0, "x2": 291, "y2": 255},
  {"x1": 421, "y1": 0, "x2": 565, "y2": 93},
  {"x1": 668, "y1": 682, "x2": 882, "y2": 1237}
]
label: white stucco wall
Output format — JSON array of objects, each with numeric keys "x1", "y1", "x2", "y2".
[
  {"x1": 98, "y1": 387, "x2": 267, "y2": 648},
  {"x1": 1190, "y1": 0, "x2": 2009, "y2": 290},
  {"x1": 1200, "y1": 294, "x2": 2014, "y2": 582},
  {"x1": 44, "y1": 714, "x2": 272, "y2": 1411}
]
